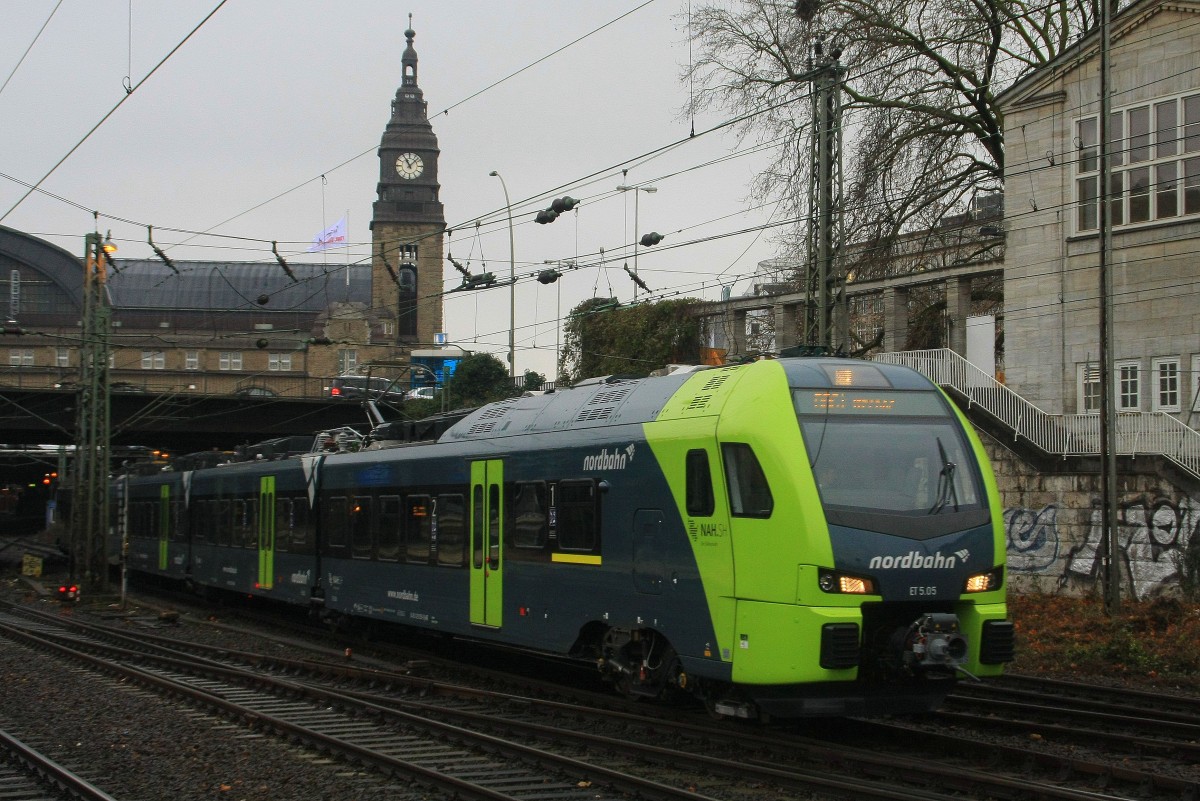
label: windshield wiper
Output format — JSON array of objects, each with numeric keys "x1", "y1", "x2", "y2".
[{"x1": 928, "y1": 437, "x2": 959, "y2": 514}]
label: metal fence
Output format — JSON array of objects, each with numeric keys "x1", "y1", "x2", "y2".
[{"x1": 873, "y1": 349, "x2": 1200, "y2": 480}]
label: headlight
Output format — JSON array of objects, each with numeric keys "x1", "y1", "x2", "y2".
[
  {"x1": 964, "y1": 566, "x2": 1004, "y2": 593},
  {"x1": 819, "y1": 569, "x2": 877, "y2": 595}
]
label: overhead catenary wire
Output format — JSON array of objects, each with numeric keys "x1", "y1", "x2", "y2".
[{"x1": 7, "y1": 0, "x2": 1190, "y2": 362}]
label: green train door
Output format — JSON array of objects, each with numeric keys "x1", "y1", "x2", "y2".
[
  {"x1": 158, "y1": 485, "x2": 170, "y2": 571},
  {"x1": 258, "y1": 476, "x2": 276, "y2": 589},
  {"x1": 469, "y1": 460, "x2": 504, "y2": 628}
]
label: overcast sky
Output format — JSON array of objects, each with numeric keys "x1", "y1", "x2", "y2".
[{"x1": 1, "y1": 1, "x2": 783, "y2": 378}]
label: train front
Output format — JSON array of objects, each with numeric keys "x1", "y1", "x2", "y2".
[{"x1": 712, "y1": 358, "x2": 1013, "y2": 717}]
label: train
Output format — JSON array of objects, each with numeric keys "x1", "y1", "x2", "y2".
[{"x1": 115, "y1": 357, "x2": 1014, "y2": 718}]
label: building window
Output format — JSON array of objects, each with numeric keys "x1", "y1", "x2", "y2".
[
  {"x1": 268, "y1": 353, "x2": 292, "y2": 371},
  {"x1": 336, "y1": 349, "x2": 357, "y2": 374},
  {"x1": 1078, "y1": 363, "x2": 1100, "y2": 414},
  {"x1": 184, "y1": 351, "x2": 200, "y2": 370},
  {"x1": 141, "y1": 351, "x2": 165, "y2": 370},
  {"x1": 1117, "y1": 360, "x2": 1140, "y2": 412},
  {"x1": 218, "y1": 351, "x2": 243, "y2": 371},
  {"x1": 55, "y1": 348, "x2": 69, "y2": 367},
  {"x1": 8, "y1": 348, "x2": 33, "y2": 366},
  {"x1": 1076, "y1": 92, "x2": 1200, "y2": 232},
  {"x1": 1152, "y1": 358, "x2": 1180, "y2": 412}
]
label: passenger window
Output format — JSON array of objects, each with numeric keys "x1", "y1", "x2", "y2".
[
  {"x1": 217, "y1": 499, "x2": 232, "y2": 546},
  {"x1": 557, "y1": 480, "x2": 599, "y2": 552},
  {"x1": 722, "y1": 443, "x2": 773, "y2": 518},
  {"x1": 436, "y1": 493, "x2": 465, "y2": 567},
  {"x1": 351, "y1": 496, "x2": 373, "y2": 559},
  {"x1": 191, "y1": 501, "x2": 207, "y2": 543},
  {"x1": 170, "y1": 500, "x2": 183, "y2": 542},
  {"x1": 290, "y1": 497, "x2": 311, "y2": 552},
  {"x1": 274, "y1": 498, "x2": 291, "y2": 554},
  {"x1": 406, "y1": 495, "x2": 432, "y2": 564},
  {"x1": 325, "y1": 496, "x2": 348, "y2": 551},
  {"x1": 377, "y1": 495, "x2": 402, "y2": 561},
  {"x1": 685, "y1": 449, "x2": 715, "y2": 516},
  {"x1": 511, "y1": 482, "x2": 547, "y2": 548},
  {"x1": 247, "y1": 499, "x2": 259, "y2": 548}
]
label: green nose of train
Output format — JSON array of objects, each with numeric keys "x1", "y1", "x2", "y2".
[{"x1": 639, "y1": 358, "x2": 1012, "y2": 717}]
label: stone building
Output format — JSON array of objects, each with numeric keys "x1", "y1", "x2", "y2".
[
  {"x1": 0, "y1": 26, "x2": 445, "y2": 399},
  {"x1": 999, "y1": 0, "x2": 1200, "y2": 418}
]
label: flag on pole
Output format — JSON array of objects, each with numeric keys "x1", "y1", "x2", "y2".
[{"x1": 307, "y1": 217, "x2": 348, "y2": 252}]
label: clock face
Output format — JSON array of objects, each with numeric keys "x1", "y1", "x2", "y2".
[{"x1": 395, "y1": 152, "x2": 424, "y2": 179}]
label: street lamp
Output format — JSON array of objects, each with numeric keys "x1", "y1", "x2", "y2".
[
  {"x1": 616, "y1": 184, "x2": 657, "y2": 299},
  {"x1": 489, "y1": 170, "x2": 516, "y2": 378}
]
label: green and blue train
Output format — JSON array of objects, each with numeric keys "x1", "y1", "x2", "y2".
[{"x1": 118, "y1": 357, "x2": 1013, "y2": 717}]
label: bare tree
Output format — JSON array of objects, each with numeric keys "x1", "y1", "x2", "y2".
[{"x1": 686, "y1": 0, "x2": 1100, "y2": 259}]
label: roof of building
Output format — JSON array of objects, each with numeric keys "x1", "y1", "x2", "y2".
[{"x1": 107, "y1": 259, "x2": 372, "y2": 312}]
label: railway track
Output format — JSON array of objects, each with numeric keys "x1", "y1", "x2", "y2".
[
  {"x1": 0, "y1": 724, "x2": 119, "y2": 801},
  {"x1": 2, "y1": 598, "x2": 1192, "y2": 800}
]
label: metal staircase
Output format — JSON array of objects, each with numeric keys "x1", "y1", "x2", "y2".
[{"x1": 873, "y1": 349, "x2": 1200, "y2": 481}]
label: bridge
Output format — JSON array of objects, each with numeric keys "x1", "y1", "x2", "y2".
[{"x1": 0, "y1": 386, "x2": 390, "y2": 487}]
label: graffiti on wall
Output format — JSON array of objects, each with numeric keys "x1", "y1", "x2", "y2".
[{"x1": 1005, "y1": 495, "x2": 1200, "y2": 599}]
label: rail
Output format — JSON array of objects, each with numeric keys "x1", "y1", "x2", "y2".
[{"x1": 873, "y1": 349, "x2": 1200, "y2": 480}]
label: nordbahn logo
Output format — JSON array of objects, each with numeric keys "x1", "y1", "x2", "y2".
[
  {"x1": 869, "y1": 549, "x2": 968, "y2": 570},
  {"x1": 582, "y1": 444, "x2": 636, "y2": 471}
]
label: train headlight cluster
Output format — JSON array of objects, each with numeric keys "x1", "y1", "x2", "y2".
[
  {"x1": 818, "y1": 569, "x2": 877, "y2": 595},
  {"x1": 963, "y1": 566, "x2": 1004, "y2": 593}
]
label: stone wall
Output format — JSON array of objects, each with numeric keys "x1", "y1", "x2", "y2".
[{"x1": 985, "y1": 434, "x2": 1199, "y2": 601}]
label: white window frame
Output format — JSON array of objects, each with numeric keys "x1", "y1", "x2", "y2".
[
  {"x1": 55, "y1": 348, "x2": 69, "y2": 367},
  {"x1": 8, "y1": 348, "x2": 33, "y2": 367},
  {"x1": 141, "y1": 350, "x2": 165, "y2": 370},
  {"x1": 184, "y1": 350, "x2": 200, "y2": 370},
  {"x1": 1116, "y1": 360, "x2": 1140, "y2": 412},
  {"x1": 1077, "y1": 363, "x2": 1100, "y2": 414},
  {"x1": 1075, "y1": 91, "x2": 1200, "y2": 234},
  {"x1": 1191, "y1": 355, "x2": 1200, "y2": 418},
  {"x1": 1151, "y1": 357, "x2": 1181, "y2": 412},
  {"x1": 268, "y1": 353, "x2": 292, "y2": 371},
  {"x1": 218, "y1": 351, "x2": 243, "y2": 371},
  {"x1": 337, "y1": 349, "x2": 358, "y2": 374}
]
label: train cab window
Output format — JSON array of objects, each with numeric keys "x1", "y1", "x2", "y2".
[
  {"x1": 556, "y1": 480, "x2": 599, "y2": 552},
  {"x1": 511, "y1": 482, "x2": 547, "y2": 548},
  {"x1": 685, "y1": 449, "x2": 715, "y2": 517},
  {"x1": 377, "y1": 495, "x2": 402, "y2": 561},
  {"x1": 217, "y1": 499, "x2": 233, "y2": 546},
  {"x1": 325, "y1": 496, "x2": 349, "y2": 552},
  {"x1": 351, "y1": 496, "x2": 373, "y2": 559},
  {"x1": 436, "y1": 493, "x2": 465, "y2": 567},
  {"x1": 722, "y1": 443, "x2": 774, "y2": 518},
  {"x1": 406, "y1": 495, "x2": 433, "y2": 564}
]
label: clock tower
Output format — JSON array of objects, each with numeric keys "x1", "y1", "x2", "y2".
[{"x1": 371, "y1": 24, "x2": 445, "y2": 345}]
